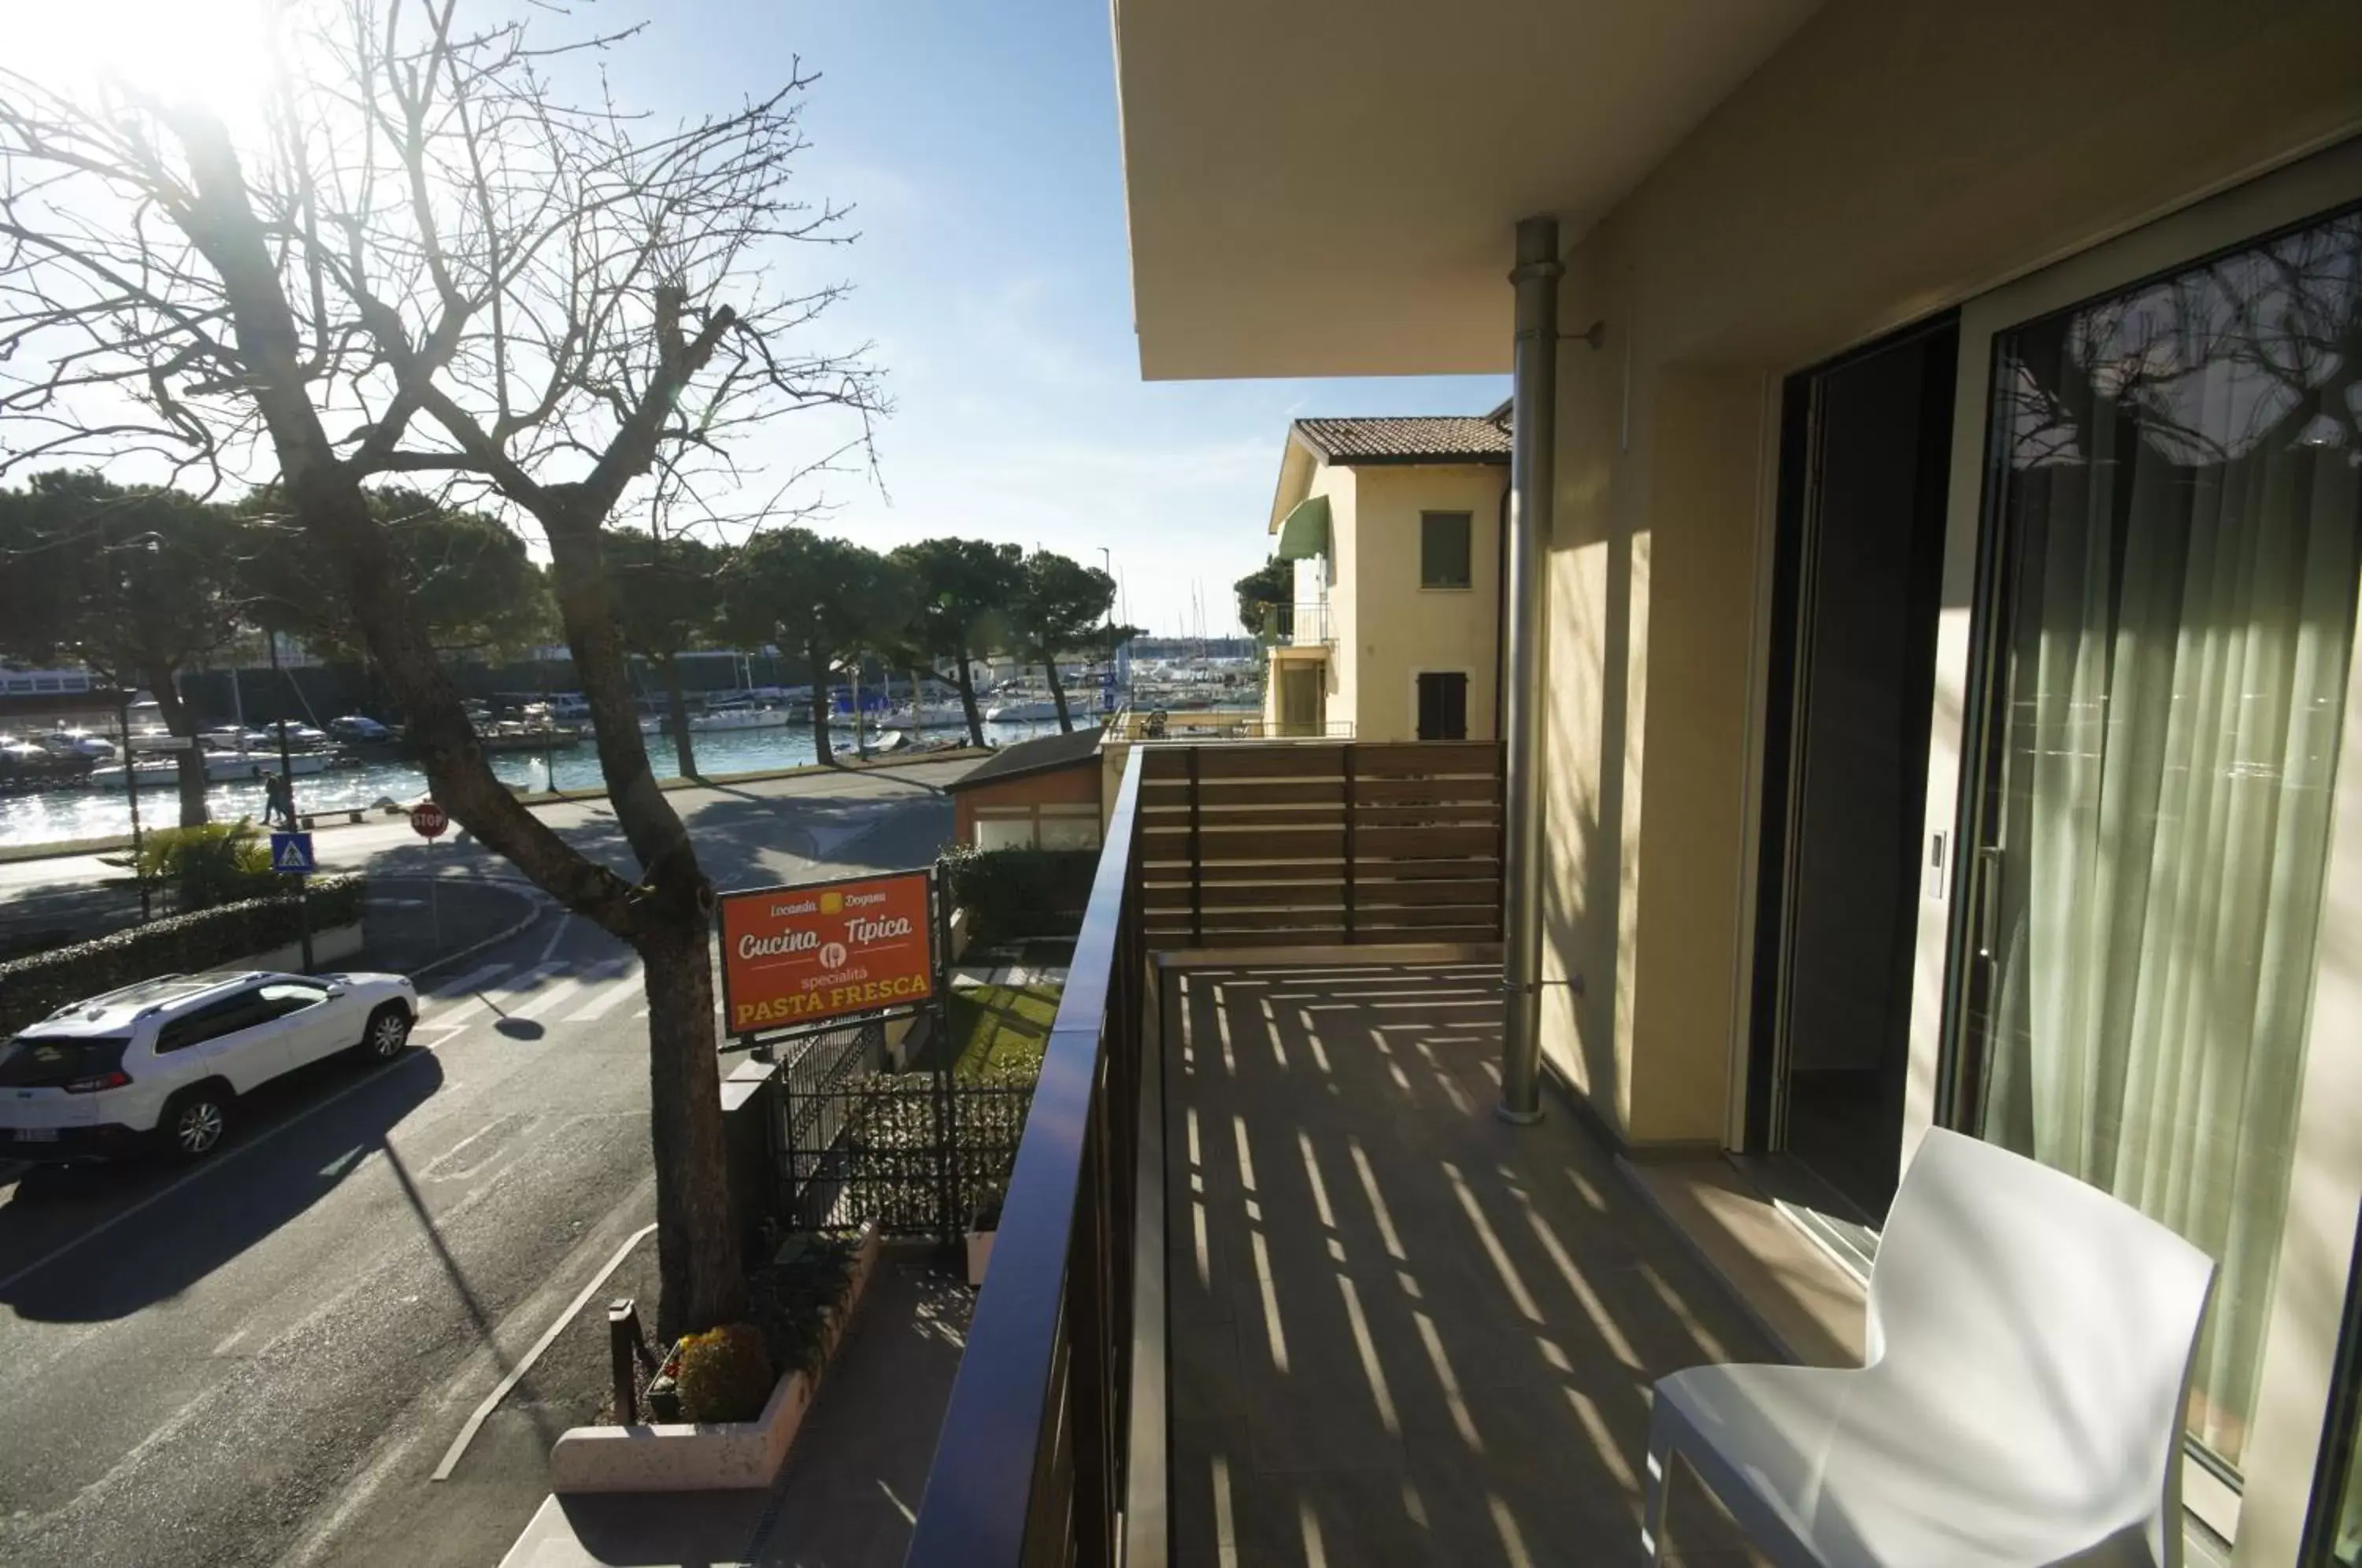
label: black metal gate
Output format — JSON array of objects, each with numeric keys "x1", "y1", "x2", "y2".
[{"x1": 774, "y1": 1034, "x2": 1035, "y2": 1237}]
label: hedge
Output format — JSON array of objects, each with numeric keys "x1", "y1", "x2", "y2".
[
  {"x1": 937, "y1": 846, "x2": 1097, "y2": 949},
  {"x1": 0, "y1": 875, "x2": 367, "y2": 1037}
]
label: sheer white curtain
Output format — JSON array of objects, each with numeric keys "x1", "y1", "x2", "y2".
[{"x1": 1982, "y1": 215, "x2": 2362, "y2": 1470}]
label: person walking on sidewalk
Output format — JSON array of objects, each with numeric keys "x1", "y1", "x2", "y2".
[{"x1": 261, "y1": 772, "x2": 294, "y2": 828}]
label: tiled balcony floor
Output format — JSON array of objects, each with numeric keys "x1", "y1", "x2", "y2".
[{"x1": 1166, "y1": 963, "x2": 1773, "y2": 1566}]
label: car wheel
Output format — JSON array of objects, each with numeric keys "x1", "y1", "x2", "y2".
[
  {"x1": 365, "y1": 1004, "x2": 413, "y2": 1060},
  {"x1": 165, "y1": 1089, "x2": 230, "y2": 1161}
]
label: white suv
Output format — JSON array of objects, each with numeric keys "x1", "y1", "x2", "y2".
[{"x1": 0, "y1": 969, "x2": 420, "y2": 1162}]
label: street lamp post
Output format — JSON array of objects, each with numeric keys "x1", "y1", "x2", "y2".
[
  {"x1": 268, "y1": 631, "x2": 315, "y2": 971},
  {"x1": 1098, "y1": 546, "x2": 1118, "y2": 721},
  {"x1": 117, "y1": 689, "x2": 150, "y2": 922},
  {"x1": 104, "y1": 531, "x2": 163, "y2": 922},
  {"x1": 539, "y1": 653, "x2": 556, "y2": 795},
  {"x1": 851, "y1": 657, "x2": 866, "y2": 760}
]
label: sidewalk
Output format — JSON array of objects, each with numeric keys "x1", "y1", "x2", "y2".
[
  {"x1": 745, "y1": 1256, "x2": 972, "y2": 1566},
  {"x1": 499, "y1": 1492, "x2": 772, "y2": 1568},
  {"x1": 495, "y1": 1249, "x2": 973, "y2": 1568}
]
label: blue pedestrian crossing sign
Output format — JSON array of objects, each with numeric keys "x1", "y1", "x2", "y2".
[{"x1": 269, "y1": 832, "x2": 317, "y2": 875}]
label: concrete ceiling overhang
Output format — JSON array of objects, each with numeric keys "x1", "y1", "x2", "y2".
[{"x1": 1112, "y1": 0, "x2": 1823, "y2": 380}]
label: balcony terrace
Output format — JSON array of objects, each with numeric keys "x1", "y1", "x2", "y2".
[
  {"x1": 1259, "y1": 599, "x2": 1335, "y2": 649},
  {"x1": 1105, "y1": 708, "x2": 1353, "y2": 743},
  {"x1": 906, "y1": 742, "x2": 1775, "y2": 1566},
  {"x1": 1161, "y1": 960, "x2": 1772, "y2": 1565}
]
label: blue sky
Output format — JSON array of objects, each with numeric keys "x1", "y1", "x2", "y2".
[{"x1": 624, "y1": 0, "x2": 1505, "y2": 635}]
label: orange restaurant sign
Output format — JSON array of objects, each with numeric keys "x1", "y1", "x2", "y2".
[{"x1": 716, "y1": 871, "x2": 936, "y2": 1033}]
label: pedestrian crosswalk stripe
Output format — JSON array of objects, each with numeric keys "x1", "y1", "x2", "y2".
[
  {"x1": 563, "y1": 981, "x2": 642, "y2": 1024},
  {"x1": 510, "y1": 958, "x2": 634, "y2": 1021},
  {"x1": 416, "y1": 957, "x2": 658, "y2": 1034},
  {"x1": 491, "y1": 963, "x2": 576, "y2": 1019},
  {"x1": 425, "y1": 962, "x2": 510, "y2": 1003}
]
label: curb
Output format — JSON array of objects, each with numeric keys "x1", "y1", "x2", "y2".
[
  {"x1": 369, "y1": 879, "x2": 548, "y2": 980},
  {"x1": 432, "y1": 1219, "x2": 661, "y2": 1483}
]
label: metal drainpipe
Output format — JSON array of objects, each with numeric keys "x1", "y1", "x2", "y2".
[
  {"x1": 1498, "y1": 214, "x2": 1561, "y2": 1125},
  {"x1": 1492, "y1": 483, "x2": 1510, "y2": 741}
]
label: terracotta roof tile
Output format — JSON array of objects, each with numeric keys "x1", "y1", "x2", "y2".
[
  {"x1": 1292, "y1": 415, "x2": 1511, "y2": 464},
  {"x1": 947, "y1": 725, "x2": 1105, "y2": 791}
]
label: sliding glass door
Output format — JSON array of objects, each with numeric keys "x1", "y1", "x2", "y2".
[{"x1": 1946, "y1": 187, "x2": 2362, "y2": 1550}]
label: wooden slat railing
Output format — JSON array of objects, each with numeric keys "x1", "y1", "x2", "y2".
[{"x1": 1135, "y1": 741, "x2": 1505, "y2": 949}]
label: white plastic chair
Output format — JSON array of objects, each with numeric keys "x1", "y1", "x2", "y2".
[{"x1": 1642, "y1": 1128, "x2": 2216, "y2": 1568}]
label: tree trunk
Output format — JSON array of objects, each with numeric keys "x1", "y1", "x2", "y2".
[
  {"x1": 1044, "y1": 657, "x2": 1072, "y2": 733},
  {"x1": 175, "y1": 113, "x2": 739, "y2": 1340},
  {"x1": 659, "y1": 653, "x2": 698, "y2": 779},
  {"x1": 808, "y1": 640, "x2": 835, "y2": 766},
  {"x1": 537, "y1": 506, "x2": 745, "y2": 1340},
  {"x1": 145, "y1": 664, "x2": 211, "y2": 827},
  {"x1": 953, "y1": 643, "x2": 985, "y2": 748},
  {"x1": 637, "y1": 914, "x2": 746, "y2": 1342}
]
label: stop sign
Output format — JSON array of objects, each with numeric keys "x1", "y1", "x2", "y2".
[{"x1": 410, "y1": 801, "x2": 450, "y2": 840}]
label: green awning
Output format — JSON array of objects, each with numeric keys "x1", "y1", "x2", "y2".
[{"x1": 1273, "y1": 494, "x2": 1331, "y2": 560}]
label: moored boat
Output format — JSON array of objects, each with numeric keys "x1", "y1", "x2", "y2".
[{"x1": 686, "y1": 701, "x2": 797, "y2": 733}]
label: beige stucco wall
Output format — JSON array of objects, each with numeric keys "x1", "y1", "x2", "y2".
[
  {"x1": 1539, "y1": 0, "x2": 2362, "y2": 1145},
  {"x1": 1310, "y1": 463, "x2": 1357, "y2": 730},
  {"x1": 1332, "y1": 464, "x2": 1505, "y2": 743}
]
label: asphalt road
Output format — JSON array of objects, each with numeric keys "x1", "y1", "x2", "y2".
[{"x1": 0, "y1": 757, "x2": 972, "y2": 1568}]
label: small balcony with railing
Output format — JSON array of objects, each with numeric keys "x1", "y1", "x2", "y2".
[
  {"x1": 904, "y1": 741, "x2": 1775, "y2": 1566},
  {"x1": 1258, "y1": 597, "x2": 1336, "y2": 652},
  {"x1": 1106, "y1": 706, "x2": 1354, "y2": 743}
]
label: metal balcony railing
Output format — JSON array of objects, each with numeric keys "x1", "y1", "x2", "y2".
[
  {"x1": 905, "y1": 740, "x2": 1506, "y2": 1566},
  {"x1": 1257, "y1": 598, "x2": 1335, "y2": 647},
  {"x1": 904, "y1": 747, "x2": 1153, "y2": 1566},
  {"x1": 1109, "y1": 706, "x2": 1354, "y2": 742}
]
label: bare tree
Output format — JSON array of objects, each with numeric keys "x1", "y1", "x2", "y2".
[{"x1": 0, "y1": 1, "x2": 883, "y2": 1337}]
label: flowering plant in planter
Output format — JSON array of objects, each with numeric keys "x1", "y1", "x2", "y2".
[
  {"x1": 675, "y1": 1323, "x2": 774, "y2": 1423},
  {"x1": 628, "y1": 1233, "x2": 859, "y2": 1424}
]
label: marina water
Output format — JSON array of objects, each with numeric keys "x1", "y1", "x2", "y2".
[{"x1": 0, "y1": 718, "x2": 1063, "y2": 850}]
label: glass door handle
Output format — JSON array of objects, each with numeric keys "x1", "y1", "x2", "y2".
[{"x1": 1975, "y1": 846, "x2": 2005, "y2": 960}]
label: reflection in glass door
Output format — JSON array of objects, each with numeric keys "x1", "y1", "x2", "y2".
[
  {"x1": 1957, "y1": 204, "x2": 2362, "y2": 1484},
  {"x1": 2306, "y1": 1208, "x2": 2362, "y2": 1562},
  {"x1": 1757, "y1": 323, "x2": 1957, "y2": 1226}
]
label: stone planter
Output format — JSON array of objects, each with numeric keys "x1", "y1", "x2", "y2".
[{"x1": 548, "y1": 1221, "x2": 882, "y2": 1494}]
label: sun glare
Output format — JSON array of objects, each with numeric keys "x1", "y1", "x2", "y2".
[{"x1": 10, "y1": 0, "x2": 281, "y2": 125}]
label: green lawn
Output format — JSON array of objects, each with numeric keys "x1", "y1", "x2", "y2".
[{"x1": 946, "y1": 982, "x2": 1063, "y2": 1082}]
